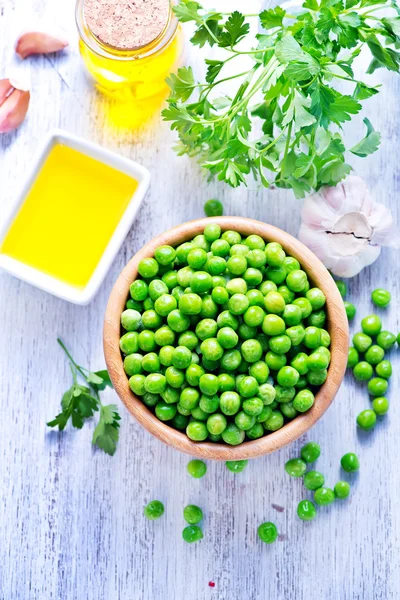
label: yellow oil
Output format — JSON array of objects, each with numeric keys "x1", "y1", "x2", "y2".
[
  {"x1": 0, "y1": 144, "x2": 138, "y2": 289},
  {"x1": 78, "y1": 19, "x2": 184, "y2": 127}
]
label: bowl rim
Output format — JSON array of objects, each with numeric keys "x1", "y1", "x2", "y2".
[{"x1": 103, "y1": 216, "x2": 348, "y2": 460}]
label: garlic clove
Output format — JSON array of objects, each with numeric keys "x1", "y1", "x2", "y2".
[
  {"x1": 0, "y1": 79, "x2": 30, "y2": 134},
  {"x1": 299, "y1": 176, "x2": 399, "y2": 278},
  {"x1": 0, "y1": 79, "x2": 13, "y2": 106},
  {"x1": 15, "y1": 31, "x2": 68, "y2": 59}
]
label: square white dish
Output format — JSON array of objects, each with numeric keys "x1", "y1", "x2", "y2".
[{"x1": 0, "y1": 129, "x2": 150, "y2": 304}]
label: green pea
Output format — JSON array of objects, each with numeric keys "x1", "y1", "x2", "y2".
[
  {"x1": 162, "y1": 270, "x2": 178, "y2": 290},
  {"x1": 155, "y1": 401, "x2": 177, "y2": 421},
  {"x1": 341, "y1": 452, "x2": 359, "y2": 472},
  {"x1": 186, "y1": 421, "x2": 208, "y2": 441},
  {"x1": 280, "y1": 402, "x2": 298, "y2": 419},
  {"x1": 377, "y1": 331, "x2": 396, "y2": 350},
  {"x1": 187, "y1": 459, "x2": 207, "y2": 478},
  {"x1": 304, "y1": 470, "x2": 325, "y2": 491},
  {"x1": 220, "y1": 349, "x2": 242, "y2": 372},
  {"x1": 143, "y1": 392, "x2": 161, "y2": 407},
  {"x1": 282, "y1": 304, "x2": 303, "y2": 326},
  {"x1": 212, "y1": 286, "x2": 229, "y2": 305},
  {"x1": 124, "y1": 353, "x2": 143, "y2": 376},
  {"x1": 265, "y1": 351, "x2": 287, "y2": 371},
  {"x1": 229, "y1": 293, "x2": 249, "y2": 315},
  {"x1": 306, "y1": 288, "x2": 326, "y2": 310},
  {"x1": 218, "y1": 372, "x2": 236, "y2": 392},
  {"x1": 293, "y1": 389, "x2": 314, "y2": 412},
  {"x1": 220, "y1": 391, "x2": 241, "y2": 415},
  {"x1": 144, "y1": 500, "x2": 164, "y2": 520},
  {"x1": 297, "y1": 500, "x2": 316, "y2": 521},
  {"x1": 357, "y1": 409, "x2": 377, "y2": 430},
  {"x1": 154, "y1": 245, "x2": 176, "y2": 265},
  {"x1": 264, "y1": 291, "x2": 286, "y2": 314},
  {"x1": 353, "y1": 361, "x2": 373, "y2": 381},
  {"x1": 258, "y1": 280, "x2": 277, "y2": 296},
  {"x1": 353, "y1": 332, "x2": 373, "y2": 353},
  {"x1": 221, "y1": 422, "x2": 245, "y2": 445},
  {"x1": 130, "y1": 279, "x2": 148, "y2": 301},
  {"x1": 375, "y1": 360, "x2": 392, "y2": 379},
  {"x1": 207, "y1": 413, "x2": 227, "y2": 435},
  {"x1": 301, "y1": 442, "x2": 321, "y2": 463},
  {"x1": 258, "y1": 522, "x2": 278, "y2": 544},
  {"x1": 247, "y1": 249, "x2": 267, "y2": 268},
  {"x1": 344, "y1": 301, "x2": 356, "y2": 320},
  {"x1": 265, "y1": 242, "x2": 285, "y2": 266},
  {"x1": 361, "y1": 314, "x2": 382, "y2": 336},
  {"x1": 191, "y1": 406, "x2": 208, "y2": 420},
  {"x1": 249, "y1": 361, "x2": 270, "y2": 384},
  {"x1": 335, "y1": 280, "x2": 347, "y2": 298},
  {"x1": 278, "y1": 285, "x2": 295, "y2": 304},
  {"x1": 314, "y1": 487, "x2": 335, "y2": 506},
  {"x1": 182, "y1": 525, "x2": 203, "y2": 543},
  {"x1": 263, "y1": 410, "x2": 284, "y2": 431},
  {"x1": 129, "y1": 374, "x2": 146, "y2": 395},
  {"x1": 286, "y1": 325, "x2": 305, "y2": 346},
  {"x1": 138, "y1": 257, "x2": 159, "y2": 279},
  {"x1": 277, "y1": 366, "x2": 299, "y2": 387},
  {"x1": 371, "y1": 288, "x2": 391, "y2": 308},
  {"x1": 262, "y1": 314, "x2": 285, "y2": 336},
  {"x1": 347, "y1": 347, "x2": 359, "y2": 368},
  {"x1": 183, "y1": 504, "x2": 203, "y2": 525},
  {"x1": 368, "y1": 377, "x2": 388, "y2": 396},
  {"x1": 265, "y1": 265, "x2": 287, "y2": 285},
  {"x1": 235, "y1": 411, "x2": 256, "y2": 431},
  {"x1": 285, "y1": 458, "x2": 307, "y2": 477},
  {"x1": 372, "y1": 396, "x2": 389, "y2": 415},
  {"x1": 293, "y1": 297, "x2": 312, "y2": 318},
  {"x1": 121, "y1": 309, "x2": 141, "y2": 332},
  {"x1": 142, "y1": 352, "x2": 160, "y2": 373},
  {"x1": 286, "y1": 269, "x2": 307, "y2": 292},
  {"x1": 145, "y1": 373, "x2": 166, "y2": 395},
  {"x1": 226, "y1": 460, "x2": 248, "y2": 473},
  {"x1": 126, "y1": 298, "x2": 143, "y2": 311},
  {"x1": 307, "y1": 369, "x2": 327, "y2": 386},
  {"x1": 120, "y1": 331, "x2": 139, "y2": 355},
  {"x1": 283, "y1": 256, "x2": 300, "y2": 273},
  {"x1": 275, "y1": 385, "x2": 296, "y2": 403},
  {"x1": 268, "y1": 335, "x2": 291, "y2": 355},
  {"x1": 334, "y1": 481, "x2": 350, "y2": 499}
]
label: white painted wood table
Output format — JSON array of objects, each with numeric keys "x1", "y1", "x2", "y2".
[{"x1": 1, "y1": 1, "x2": 400, "y2": 598}]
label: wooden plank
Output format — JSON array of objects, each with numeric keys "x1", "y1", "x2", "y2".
[{"x1": 0, "y1": 1, "x2": 399, "y2": 598}]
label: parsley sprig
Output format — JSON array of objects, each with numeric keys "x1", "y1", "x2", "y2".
[
  {"x1": 163, "y1": 0, "x2": 400, "y2": 197},
  {"x1": 47, "y1": 339, "x2": 120, "y2": 456}
]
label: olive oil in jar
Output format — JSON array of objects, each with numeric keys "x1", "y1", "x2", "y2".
[{"x1": 75, "y1": 0, "x2": 184, "y2": 123}]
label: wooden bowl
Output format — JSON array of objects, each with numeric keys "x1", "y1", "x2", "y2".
[{"x1": 104, "y1": 217, "x2": 348, "y2": 460}]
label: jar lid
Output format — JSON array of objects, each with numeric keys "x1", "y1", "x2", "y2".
[{"x1": 83, "y1": 0, "x2": 170, "y2": 51}]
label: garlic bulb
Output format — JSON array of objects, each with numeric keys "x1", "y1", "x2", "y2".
[{"x1": 298, "y1": 176, "x2": 399, "y2": 278}]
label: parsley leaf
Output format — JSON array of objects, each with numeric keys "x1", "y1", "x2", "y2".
[
  {"x1": 47, "y1": 339, "x2": 120, "y2": 456},
  {"x1": 350, "y1": 118, "x2": 381, "y2": 157},
  {"x1": 260, "y1": 7, "x2": 286, "y2": 30},
  {"x1": 166, "y1": 67, "x2": 196, "y2": 101},
  {"x1": 92, "y1": 404, "x2": 121, "y2": 456},
  {"x1": 164, "y1": 0, "x2": 400, "y2": 195},
  {"x1": 219, "y1": 11, "x2": 249, "y2": 48}
]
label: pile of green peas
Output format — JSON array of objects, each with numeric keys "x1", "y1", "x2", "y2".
[
  {"x1": 120, "y1": 224, "x2": 331, "y2": 445},
  {"x1": 345, "y1": 287, "x2": 395, "y2": 430},
  {"x1": 285, "y1": 443, "x2": 355, "y2": 520}
]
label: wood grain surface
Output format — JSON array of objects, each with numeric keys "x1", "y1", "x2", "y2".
[
  {"x1": 0, "y1": 1, "x2": 399, "y2": 599},
  {"x1": 104, "y1": 216, "x2": 348, "y2": 460}
]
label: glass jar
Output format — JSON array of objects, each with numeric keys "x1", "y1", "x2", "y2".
[{"x1": 75, "y1": 0, "x2": 184, "y2": 108}]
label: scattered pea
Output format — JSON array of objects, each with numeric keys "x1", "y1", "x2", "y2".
[
  {"x1": 182, "y1": 525, "x2": 204, "y2": 543},
  {"x1": 187, "y1": 459, "x2": 207, "y2": 478},
  {"x1": 301, "y1": 442, "x2": 321, "y2": 463},
  {"x1": 258, "y1": 522, "x2": 278, "y2": 544},
  {"x1": 204, "y1": 199, "x2": 223, "y2": 217},
  {"x1": 144, "y1": 500, "x2": 164, "y2": 520},
  {"x1": 183, "y1": 505, "x2": 203, "y2": 525},
  {"x1": 285, "y1": 458, "x2": 307, "y2": 477},
  {"x1": 341, "y1": 453, "x2": 360, "y2": 472},
  {"x1": 334, "y1": 481, "x2": 350, "y2": 499},
  {"x1": 356, "y1": 409, "x2": 377, "y2": 431},
  {"x1": 297, "y1": 500, "x2": 317, "y2": 521},
  {"x1": 304, "y1": 471, "x2": 325, "y2": 491},
  {"x1": 314, "y1": 487, "x2": 335, "y2": 506},
  {"x1": 226, "y1": 460, "x2": 248, "y2": 473},
  {"x1": 371, "y1": 288, "x2": 391, "y2": 308}
]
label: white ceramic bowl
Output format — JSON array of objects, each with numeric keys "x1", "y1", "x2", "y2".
[{"x1": 0, "y1": 129, "x2": 150, "y2": 304}]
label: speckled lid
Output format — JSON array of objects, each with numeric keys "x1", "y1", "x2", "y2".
[{"x1": 84, "y1": 0, "x2": 170, "y2": 50}]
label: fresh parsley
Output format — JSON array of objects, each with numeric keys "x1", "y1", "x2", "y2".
[
  {"x1": 163, "y1": 0, "x2": 400, "y2": 197},
  {"x1": 47, "y1": 339, "x2": 120, "y2": 456}
]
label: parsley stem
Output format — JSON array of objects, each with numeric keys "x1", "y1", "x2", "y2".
[{"x1": 258, "y1": 128, "x2": 287, "y2": 156}]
